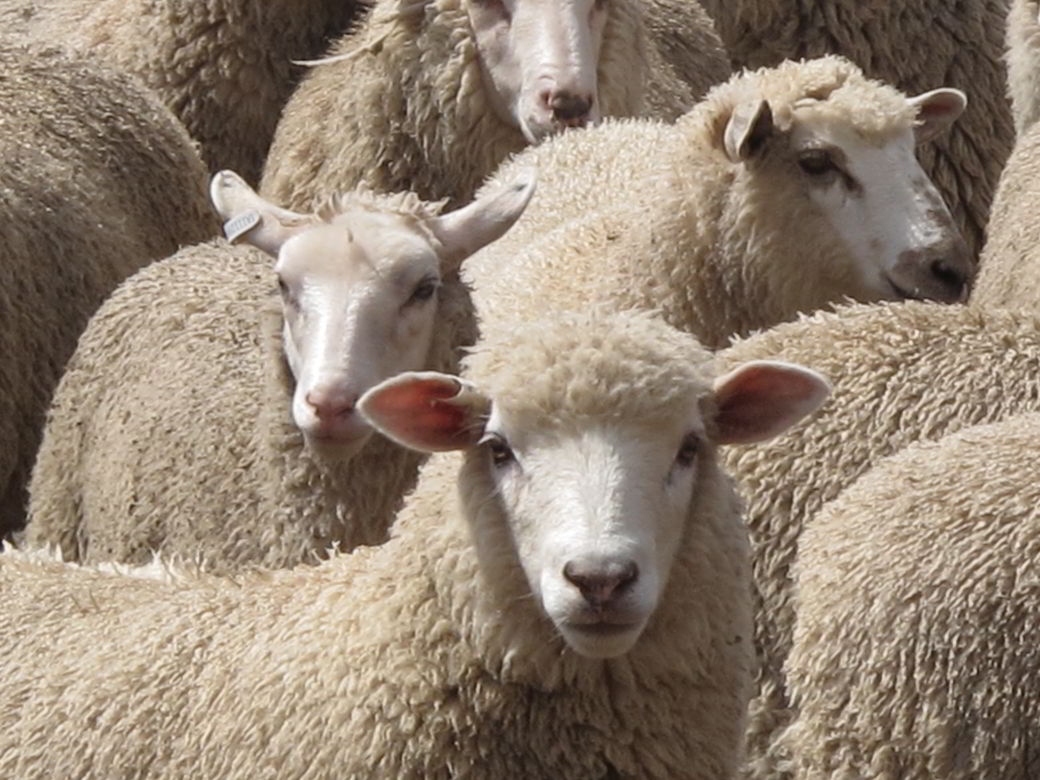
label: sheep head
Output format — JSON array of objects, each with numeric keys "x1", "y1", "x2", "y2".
[
  {"x1": 359, "y1": 311, "x2": 830, "y2": 659},
  {"x1": 466, "y1": 0, "x2": 609, "y2": 142},
  {"x1": 209, "y1": 169, "x2": 535, "y2": 458}
]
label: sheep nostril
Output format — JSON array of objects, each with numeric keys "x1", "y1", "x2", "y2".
[
  {"x1": 930, "y1": 258, "x2": 967, "y2": 294},
  {"x1": 563, "y1": 559, "x2": 639, "y2": 608},
  {"x1": 550, "y1": 93, "x2": 592, "y2": 124}
]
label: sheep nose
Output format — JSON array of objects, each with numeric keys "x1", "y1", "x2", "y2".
[
  {"x1": 563, "y1": 558, "x2": 638, "y2": 608},
  {"x1": 305, "y1": 388, "x2": 358, "y2": 420},
  {"x1": 549, "y1": 92, "x2": 593, "y2": 126},
  {"x1": 929, "y1": 257, "x2": 971, "y2": 302}
]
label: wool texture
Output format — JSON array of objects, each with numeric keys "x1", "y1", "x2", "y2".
[
  {"x1": 0, "y1": 42, "x2": 217, "y2": 541},
  {"x1": 2, "y1": 311, "x2": 754, "y2": 779},
  {"x1": 260, "y1": 0, "x2": 728, "y2": 211},
  {"x1": 716, "y1": 300, "x2": 1040, "y2": 778},
  {"x1": 780, "y1": 413, "x2": 1040, "y2": 778}
]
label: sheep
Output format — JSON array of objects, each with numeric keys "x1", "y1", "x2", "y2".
[
  {"x1": 468, "y1": 56, "x2": 973, "y2": 350},
  {"x1": 0, "y1": 42, "x2": 218, "y2": 542},
  {"x1": 698, "y1": 0, "x2": 1015, "y2": 257},
  {"x1": 0, "y1": 309, "x2": 831, "y2": 779},
  {"x1": 714, "y1": 300, "x2": 1040, "y2": 777},
  {"x1": 779, "y1": 413, "x2": 1040, "y2": 779},
  {"x1": 974, "y1": 57, "x2": 1040, "y2": 309},
  {"x1": 259, "y1": 0, "x2": 730, "y2": 211},
  {"x1": 20, "y1": 0, "x2": 368, "y2": 184},
  {"x1": 1007, "y1": 0, "x2": 1040, "y2": 137},
  {"x1": 23, "y1": 170, "x2": 534, "y2": 572}
]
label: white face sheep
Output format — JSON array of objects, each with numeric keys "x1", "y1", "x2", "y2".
[
  {"x1": 722, "y1": 85, "x2": 971, "y2": 303},
  {"x1": 468, "y1": 0, "x2": 607, "y2": 141},
  {"x1": 469, "y1": 56, "x2": 974, "y2": 350},
  {"x1": 211, "y1": 169, "x2": 535, "y2": 456},
  {"x1": 360, "y1": 337, "x2": 830, "y2": 659},
  {"x1": 2, "y1": 311, "x2": 830, "y2": 778}
]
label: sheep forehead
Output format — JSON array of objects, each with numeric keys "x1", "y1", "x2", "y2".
[
  {"x1": 789, "y1": 110, "x2": 913, "y2": 156},
  {"x1": 278, "y1": 214, "x2": 440, "y2": 280},
  {"x1": 466, "y1": 312, "x2": 715, "y2": 428},
  {"x1": 704, "y1": 55, "x2": 915, "y2": 139}
]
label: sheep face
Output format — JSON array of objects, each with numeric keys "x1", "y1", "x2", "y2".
[
  {"x1": 723, "y1": 86, "x2": 973, "y2": 305},
  {"x1": 467, "y1": 0, "x2": 606, "y2": 143},
  {"x1": 359, "y1": 315, "x2": 830, "y2": 660},
  {"x1": 209, "y1": 170, "x2": 535, "y2": 457}
]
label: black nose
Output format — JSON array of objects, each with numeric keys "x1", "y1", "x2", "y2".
[
  {"x1": 550, "y1": 93, "x2": 592, "y2": 123},
  {"x1": 563, "y1": 559, "x2": 638, "y2": 608}
]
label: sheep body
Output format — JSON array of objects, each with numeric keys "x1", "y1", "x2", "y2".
[
  {"x1": 975, "y1": 65, "x2": 1040, "y2": 308},
  {"x1": 1006, "y1": 0, "x2": 1040, "y2": 136},
  {"x1": 780, "y1": 413, "x2": 1040, "y2": 778},
  {"x1": 469, "y1": 56, "x2": 971, "y2": 349},
  {"x1": 24, "y1": 0, "x2": 366, "y2": 184},
  {"x1": 699, "y1": 0, "x2": 1014, "y2": 255},
  {"x1": 0, "y1": 43, "x2": 217, "y2": 540},
  {"x1": 716, "y1": 301, "x2": 1040, "y2": 776},
  {"x1": 25, "y1": 215, "x2": 477, "y2": 571},
  {"x1": 259, "y1": 0, "x2": 728, "y2": 210},
  {"x1": 2, "y1": 311, "x2": 759, "y2": 779}
]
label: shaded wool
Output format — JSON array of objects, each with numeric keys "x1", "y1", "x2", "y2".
[
  {"x1": 975, "y1": 52, "x2": 1040, "y2": 308},
  {"x1": 698, "y1": 0, "x2": 1014, "y2": 256},
  {"x1": 470, "y1": 56, "x2": 926, "y2": 350},
  {"x1": 715, "y1": 301, "x2": 1040, "y2": 778},
  {"x1": 781, "y1": 413, "x2": 1040, "y2": 779},
  {"x1": 1, "y1": 313, "x2": 753, "y2": 779},
  {"x1": 259, "y1": 0, "x2": 729, "y2": 211},
  {"x1": 1006, "y1": 0, "x2": 1040, "y2": 136},
  {"x1": 26, "y1": 199, "x2": 477, "y2": 570},
  {"x1": 0, "y1": 43, "x2": 217, "y2": 541},
  {"x1": 21, "y1": 0, "x2": 366, "y2": 184}
]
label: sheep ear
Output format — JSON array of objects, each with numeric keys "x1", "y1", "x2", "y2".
[
  {"x1": 209, "y1": 170, "x2": 313, "y2": 256},
  {"x1": 723, "y1": 99, "x2": 774, "y2": 162},
  {"x1": 358, "y1": 371, "x2": 490, "y2": 453},
  {"x1": 430, "y1": 173, "x2": 537, "y2": 270},
  {"x1": 909, "y1": 88, "x2": 966, "y2": 144},
  {"x1": 712, "y1": 360, "x2": 830, "y2": 445}
]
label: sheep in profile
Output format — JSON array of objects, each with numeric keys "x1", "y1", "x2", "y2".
[
  {"x1": 1007, "y1": 0, "x2": 1040, "y2": 136},
  {"x1": 0, "y1": 309, "x2": 830, "y2": 778},
  {"x1": 715, "y1": 300, "x2": 1040, "y2": 777},
  {"x1": 22, "y1": 0, "x2": 367, "y2": 183},
  {"x1": 0, "y1": 43, "x2": 218, "y2": 541},
  {"x1": 260, "y1": 0, "x2": 730, "y2": 210},
  {"x1": 699, "y1": 0, "x2": 1014, "y2": 256},
  {"x1": 470, "y1": 56, "x2": 973, "y2": 349},
  {"x1": 24, "y1": 170, "x2": 534, "y2": 571},
  {"x1": 781, "y1": 413, "x2": 1040, "y2": 779}
]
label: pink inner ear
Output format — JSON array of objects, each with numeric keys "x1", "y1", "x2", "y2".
[
  {"x1": 361, "y1": 376, "x2": 482, "y2": 452},
  {"x1": 715, "y1": 362, "x2": 829, "y2": 445}
]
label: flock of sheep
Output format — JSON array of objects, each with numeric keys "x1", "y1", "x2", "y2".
[{"x1": 0, "y1": 0, "x2": 1037, "y2": 777}]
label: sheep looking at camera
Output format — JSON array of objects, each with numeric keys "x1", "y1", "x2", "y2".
[
  {"x1": 1, "y1": 310, "x2": 829, "y2": 779},
  {"x1": 260, "y1": 0, "x2": 729, "y2": 210},
  {"x1": 24, "y1": 171, "x2": 534, "y2": 571},
  {"x1": 470, "y1": 56, "x2": 973, "y2": 350}
]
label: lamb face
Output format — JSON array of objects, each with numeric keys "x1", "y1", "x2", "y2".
[
  {"x1": 467, "y1": 0, "x2": 607, "y2": 142},
  {"x1": 359, "y1": 313, "x2": 830, "y2": 659},
  {"x1": 210, "y1": 169, "x2": 534, "y2": 457},
  {"x1": 725, "y1": 84, "x2": 973, "y2": 304}
]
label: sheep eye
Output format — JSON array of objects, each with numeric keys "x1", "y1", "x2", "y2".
[
  {"x1": 408, "y1": 279, "x2": 439, "y2": 305},
  {"x1": 674, "y1": 433, "x2": 699, "y2": 469},
  {"x1": 277, "y1": 277, "x2": 288, "y2": 296},
  {"x1": 798, "y1": 149, "x2": 836, "y2": 177},
  {"x1": 482, "y1": 434, "x2": 515, "y2": 467}
]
